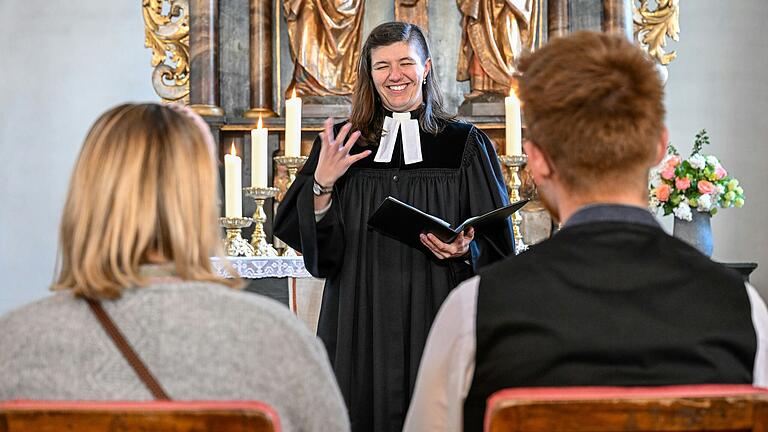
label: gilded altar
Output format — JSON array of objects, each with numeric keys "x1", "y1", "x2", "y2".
[{"x1": 141, "y1": 0, "x2": 680, "y2": 246}]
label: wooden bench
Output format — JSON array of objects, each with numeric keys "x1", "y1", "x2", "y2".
[
  {"x1": 0, "y1": 400, "x2": 280, "y2": 432},
  {"x1": 485, "y1": 385, "x2": 768, "y2": 432}
]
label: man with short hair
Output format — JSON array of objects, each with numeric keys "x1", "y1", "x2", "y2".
[{"x1": 403, "y1": 31, "x2": 768, "y2": 432}]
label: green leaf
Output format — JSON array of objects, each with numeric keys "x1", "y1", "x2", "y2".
[
  {"x1": 691, "y1": 129, "x2": 710, "y2": 156},
  {"x1": 667, "y1": 142, "x2": 678, "y2": 155}
]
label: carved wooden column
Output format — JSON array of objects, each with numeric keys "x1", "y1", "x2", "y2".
[
  {"x1": 245, "y1": 0, "x2": 275, "y2": 118},
  {"x1": 603, "y1": 0, "x2": 632, "y2": 39},
  {"x1": 189, "y1": 0, "x2": 224, "y2": 116},
  {"x1": 548, "y1": 0, "x2": 569, "y2": 39}
]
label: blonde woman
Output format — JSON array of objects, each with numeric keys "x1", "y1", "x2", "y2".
[{"x1": 0, "y1": 103, "x2": 349, "y2": 432}]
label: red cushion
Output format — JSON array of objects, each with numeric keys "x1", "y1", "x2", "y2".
[{"x1": 489, "y1": 384, "x2": 766, "y2": 403}]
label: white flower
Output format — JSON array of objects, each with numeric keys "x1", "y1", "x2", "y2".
[
  {"x1": 649, "y1": 195, "x2": 660, "y2": 210},
  {"x1": 688, "y1": 154, "x2": 706, "y2": 169},
  {"x1": 673, "y1": 201, "x2": 693, "y2": 221},
  {"x1": 716, "y1": 184, "x2": 726, "y2": 195},
  {"x1": 706, "y1": 155, "x2": 719, "y2": 166},
  {"x1": 649, "y1": 174, "x2": 663, "y2": 188},
  {"x1": 697, "y1": 193, "x2": 713, "y2": 211}
]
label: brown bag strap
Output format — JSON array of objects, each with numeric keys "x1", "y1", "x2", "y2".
[{"x1": 85, "y1": 298, "x2": 171, "y2": 400}]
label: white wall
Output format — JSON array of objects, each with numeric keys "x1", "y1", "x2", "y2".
[
  {"x1": 0, "y1": 1, "x2": 157, "y2": 313},
  {"x1": 0, "y1": 1, "x2": 766, "y2": 314},
  {"x1": 663, "y1": 0, "x2": 768, "y2": 297}
]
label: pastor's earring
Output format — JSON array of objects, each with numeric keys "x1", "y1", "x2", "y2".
[{"x1": 422, "y1": 78, "x2": 427, "y2": 85}]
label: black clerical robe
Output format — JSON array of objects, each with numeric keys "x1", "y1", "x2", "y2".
[{"x1": 274, "y1": 116, "x2": 514, "y2": 432}]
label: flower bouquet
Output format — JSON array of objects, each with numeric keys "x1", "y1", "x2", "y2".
[{"x1": 649, "y1": 130, "x2": 745, "y2": 221}]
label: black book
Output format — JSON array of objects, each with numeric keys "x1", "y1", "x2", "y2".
[{"x1": 368, "y1": 196, "x2": 528, "y2": 247}]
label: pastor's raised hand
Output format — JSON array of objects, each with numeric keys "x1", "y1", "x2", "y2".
[{"x1": 314, "y1": 118, "x2": 371, "y2": 188}]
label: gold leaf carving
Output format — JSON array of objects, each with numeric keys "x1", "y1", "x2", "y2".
[
  {"x1": 634, "y1": 0, "x2": 680, "y2": 66},
  {"x1": 143, "y1": 0, "x2": 190, "y2": 102}
]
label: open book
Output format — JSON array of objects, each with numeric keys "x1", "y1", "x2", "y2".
[{"x1": 367, "y1": 196, "x2": 529, "y2": 247}]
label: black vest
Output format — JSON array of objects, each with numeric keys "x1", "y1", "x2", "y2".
[{"x1": 463, "y1": 221, "x2": 756, "y2": 432}]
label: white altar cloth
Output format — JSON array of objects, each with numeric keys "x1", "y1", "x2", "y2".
[{"x1": 211, "y1": 256, "x2": 312, "y2": 279}]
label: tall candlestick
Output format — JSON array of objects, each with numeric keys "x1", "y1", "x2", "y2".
[
  {"x1": 224, "y1": 143, "x2": 242, "y2": 217},
  {"x1": 251, "y1": 116, "x2": 269, "y2": 188},
  {"x1": 499, "y1": 154, "x2": 529, "y2": 253},
  {"x1": 505, "y1": 88, "x2": 522, "y2": 156},
  {"x1": 284, "y1": 89, "x2": 302, "y2": 157}
]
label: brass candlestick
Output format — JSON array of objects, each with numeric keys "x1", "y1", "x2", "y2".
[
  {"x1": 244, "y1": 186, "x2": 280, "y2": 256},
  {"x1": 219, "y1": 217, "x2": 255, "y2": 257},
  {"x1": 274, "y1": 155, "x2": 308, "y2": 257},
  {"x1": 274, "y1": 155, "x2": 308, "y2": 185},
  {"x1": 499, "y1": 154, "x2": 528, "y2": 253}
]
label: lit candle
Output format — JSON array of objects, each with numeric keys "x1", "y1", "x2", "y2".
[
  {"x1": 285, "y1": 89, "x2": 302, "y2": 157},
  {"x1": 505, "y1": 87, "x2": 522, "y2": 156},
  {"x1": 251, "y1": 116, "x2": 268, "y2": 188},
  {"x1": 224, "y1": 143, "x2": 242, "y2": 217}
]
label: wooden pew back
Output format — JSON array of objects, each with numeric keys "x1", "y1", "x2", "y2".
[
  {"x1": 486, "y1": 385, "x2": 768, "y2": 432},
  {"x1": 0, "y1": 400, "x2": 280, "y2": 432}
]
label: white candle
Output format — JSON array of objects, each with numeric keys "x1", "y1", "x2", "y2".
[
  {"x1": 505, "y1": 88, "x2": 522, "y2": 156},
  {"x1": 224, "y1": 143, "x2": 242, "y2": 217},
  {"x1": 251, "y1": 116, "x2": 268, "y2": 188},
  {"x1": 285, "y1": 89, "x2": 302, "y2": 157}
]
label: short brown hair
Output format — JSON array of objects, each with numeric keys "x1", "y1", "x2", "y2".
[
  {"x1": 517, "y1": 31, "x2": 665, "y2": 190},
  {"x1": 54, "y1": 103, "x2": 236, "y2": 299},
  {"x1": 349, "y1": 21, "x2": 454, "y2": 144}
]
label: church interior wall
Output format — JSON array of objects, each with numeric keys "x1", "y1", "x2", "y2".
[
  {"x1": 0, "y1": 1, "x2": 158, "y2": 312},
  {"x1": 663, "y1": 0, "x2": 768, "y2": 298}
]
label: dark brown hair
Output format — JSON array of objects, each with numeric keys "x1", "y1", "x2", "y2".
[
  {"x1": 517, "y1": 31, "x2": 665, "y2": 190},
  {"x1": 349, "y1": 21, "x2": 454, "y2": 144}
]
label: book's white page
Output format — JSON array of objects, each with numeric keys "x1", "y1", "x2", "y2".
[{"x1": 454, "y1": 200, "x2": 528, "y2": 232}]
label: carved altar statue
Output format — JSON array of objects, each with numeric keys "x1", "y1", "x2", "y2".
[
  {"x1": 283, "y1": 0, "x2": 365, "y2": 98},
  {"x1": 457, "y1": 0, "x2": 538, "y2": 99},
  {"x1": 395, "y1": 0, "x2": 429, "y2": 33}
]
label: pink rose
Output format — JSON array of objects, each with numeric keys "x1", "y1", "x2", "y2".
[
  {"x1": 661, "y1": 167, "x2": 675, "y2": 180},
  {"x1": 698, "y1": 180, "x2": 716, "y2": 195},
  {"x1": 666, "y1": 155, "x2": 681, "y2": 168},
  {"x1": 675, "y1": 177, "x2": 691, "y2": 191},
  {"x1": 715, "y1": 165, "x2": 728, "y2": 179},
  {"x1": 656, "y1": 184, "x2": 671, "y2": 202}
]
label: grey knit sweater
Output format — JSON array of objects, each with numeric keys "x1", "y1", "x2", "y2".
[{"x1": 0, "y1": 278, "x2": 349, "y2": 432}]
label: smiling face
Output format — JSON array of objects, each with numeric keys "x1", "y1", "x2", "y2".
[{"x1": 370, "y1": 41, "x2": 431, "y2": 113}]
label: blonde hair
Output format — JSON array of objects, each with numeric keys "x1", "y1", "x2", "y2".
[
  {"x1": 54, "y1": 103, "x2": 236, "y2": 299},
  {"x1": 517, "y1": 31, "x2": 665, "y2": 191}
]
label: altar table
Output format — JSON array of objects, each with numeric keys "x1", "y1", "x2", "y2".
[{"x1": 211, "y1": 256, "x2": 323, "y2": 333}]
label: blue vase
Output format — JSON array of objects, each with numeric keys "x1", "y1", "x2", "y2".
[{"x1": 673, "y1": 211, "x2": 714, "y2": 256}]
